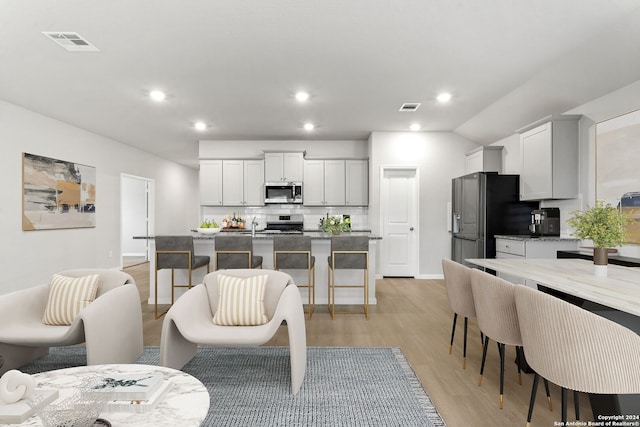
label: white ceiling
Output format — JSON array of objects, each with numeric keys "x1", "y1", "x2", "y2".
[{"x1": 2, "y1": 0, "x2": 640, "y2": 167}]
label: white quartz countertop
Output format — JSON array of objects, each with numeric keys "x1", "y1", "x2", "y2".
[
  {"x1": 494, "y1": 235, "x2": 580, "y2": 242},
  {"x1": 466, "y1": 258, "x2": 640, "y2": 316}
]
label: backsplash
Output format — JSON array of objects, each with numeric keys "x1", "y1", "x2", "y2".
[{"x1": 200, "y1": 205, "x2": 369, "y2": 231}]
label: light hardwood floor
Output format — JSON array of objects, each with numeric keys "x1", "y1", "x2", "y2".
[{"x1": 125, "y1": 262, "x2": 592, "y2": 427}]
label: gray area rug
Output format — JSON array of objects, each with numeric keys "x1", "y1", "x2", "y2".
[{"x1": 21, "y1": 346, "x2": 446, "y2": 427}]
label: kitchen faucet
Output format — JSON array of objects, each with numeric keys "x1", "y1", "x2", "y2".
[{"x1": 251, "y1": 216, "x2": 258, "y2": 237}]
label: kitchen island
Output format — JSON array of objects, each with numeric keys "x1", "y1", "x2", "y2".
[{"x1": 138, "y1": 231, "x2": 381, "y2": 308}]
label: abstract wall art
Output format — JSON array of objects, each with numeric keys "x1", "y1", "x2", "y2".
[
  {"x1": 596, "y1": 109, "x2": 640, "y2": 244},
  {"x1": 22, "y1": 153, "x2": 96, "y2": 230}
]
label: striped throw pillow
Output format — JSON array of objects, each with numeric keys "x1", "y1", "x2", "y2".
[
  {"x1": 42, "y1": 274, "x2": 100, "y2": 326},
  {"x1": 212, "y1": 274, "x2": 269, "y2": 326}
]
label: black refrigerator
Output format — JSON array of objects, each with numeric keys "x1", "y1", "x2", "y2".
[{"x1": 451, "y1": 172, "x2": 538, "y2": 266}]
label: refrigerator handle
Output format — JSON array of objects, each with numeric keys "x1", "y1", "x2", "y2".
[{"x1": 452, "y1": 213, "x2": 461, "y2": 234}]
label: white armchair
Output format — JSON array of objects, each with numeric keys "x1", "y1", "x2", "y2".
[
  {"x1": 0, "y1": 269, "x2": 144, "y2": 375},
  {"x1": 160, "y1": 269, "x2": 307, "y2": 394}
]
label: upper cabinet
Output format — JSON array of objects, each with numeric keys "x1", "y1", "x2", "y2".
[
  {"x1": 518, "y1": 115, "x2": 580, "y2": 201},
  {"x1": 465, "y1": 146, "x2": 503, "y2": 174},
  {"x1": 222, "y1": 160, "x2": 264, "y2": 206},
  {"x1": 345, "y1": 160, "x2": 368, "y2": 206},
  {"x1": 303, "y1": 159, "x2": 346, "y2": 206},
  {"x1": 199, "y1": 160, "x2": 223, "y2": 206},
  {"x1": 264, "y1": 152, "x2": 304, "y2": 182}
]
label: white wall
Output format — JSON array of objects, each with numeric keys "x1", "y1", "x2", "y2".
[
  {"x1": 199, "y1": 140, "x2": 368, "y2": 159},
  {"x1": 0, "y1": 100, "x2": 199, "y2": 294},
  {"x1": 491, "y1": 79, "x2": 640, "y2": 258},
  {"x1": 369, "y1": 131, "x2": 479, "y2": 277}
]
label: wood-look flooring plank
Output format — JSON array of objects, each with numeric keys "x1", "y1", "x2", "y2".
[{"x1": 124, "y1": 264, "x2": 591, "y2": 426}]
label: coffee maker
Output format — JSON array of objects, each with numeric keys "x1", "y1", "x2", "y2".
[{"x1": 529, "y1": 208, "x2": 560, "y2": 236}]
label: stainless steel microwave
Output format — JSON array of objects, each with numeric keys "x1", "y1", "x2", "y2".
[{"x1": 264, "y1": 182, "x2": 303, "y2": 204}]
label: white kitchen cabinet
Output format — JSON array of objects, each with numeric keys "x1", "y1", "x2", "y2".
[
  {"x1": 264, "y1": 152, "x2": 304, "y2": 182},
  {"x1": 465, "y1": 146, "x2": 503, "y2": 174},
  {"x1": 345, "y1": 159, "x2": 368, "y2": 206},
  {"x1": 303, "y1": 160, "x2": 325, "y2": 206},
  {"x1": 494, "y1": 237, "x2": 579, "y2": 288},
  {"x1": 324, "y1": 160, "x2": 346, "y2": 205},
  {"x1": 222, "y1": 160, "x2": 265, "y2": 206},
  {"x1": 199, "y1": 160, "x2": 223, "y2": 206},
  {"x1": 303, "y1": 159, "x2": 345, "y2": 206},
  {"x1": 243, "y1": 159, "x2": 265, "y2": 205},
  {"x1": 222, "y1": 160, "x2": 244, "y2": 206},
  {"x1": 518, "y1": 115, "x2": 580, "y2": 201}
]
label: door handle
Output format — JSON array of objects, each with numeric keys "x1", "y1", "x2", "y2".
[{"x1": 410, "y1": 227, "x2": 414, "y2": 231}]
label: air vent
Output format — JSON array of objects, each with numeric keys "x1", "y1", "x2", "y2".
[
  {"x1": 399, "y1": 103, "x2": 421, "y2": 112},
  {"x1": 41, "y1": 32, "x2": 99, "y2": 52}
]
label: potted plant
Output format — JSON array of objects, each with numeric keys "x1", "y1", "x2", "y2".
[
  {"x1": 319, "y1": 215, "x2": 351, "y2": 235},
  {"x1": 567, "y1": 200, "x2": 628, "y2": 270}
]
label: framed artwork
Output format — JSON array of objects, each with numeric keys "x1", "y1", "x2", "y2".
[
  {"x1": 596, "y1": 109, "x2": 640, "y2": 244},
  {"x1": 22, "y1": 153, "x2": 96, "y2": 230}
]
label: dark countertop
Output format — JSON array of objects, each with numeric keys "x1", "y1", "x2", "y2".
[
  {"x1": 557, "y1": 250, "x2": 640, "y2": 267},
  {"x1": 135, "y1": 231, "x2": 381, "y2": 240},
  {"x1": 494, "y1": 234, "x2": 580, "y2": 242}
]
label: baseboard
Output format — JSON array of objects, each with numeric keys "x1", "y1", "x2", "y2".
[{"x1": 416, "y1": 274, "x2": 444, "y2": 280}]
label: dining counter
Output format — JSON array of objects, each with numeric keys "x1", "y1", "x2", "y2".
[
  {"x1": 466, "y1": 258, "x2": 640, "y2": 316},
  {"x1": 465, "y1": 257, "x2": 640, "y2": 418}
]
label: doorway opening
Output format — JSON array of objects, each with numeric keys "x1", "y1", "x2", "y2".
[{"x1": 120, "y1": 174, "x2": 154, "y2": 267}]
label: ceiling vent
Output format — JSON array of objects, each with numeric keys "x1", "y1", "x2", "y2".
[
  {"x1": 41, "y1": 32, "x2": 99, "y2": 52},
  {"x1": 399, "y1": 103, "x2": 421, "y2": 112}
]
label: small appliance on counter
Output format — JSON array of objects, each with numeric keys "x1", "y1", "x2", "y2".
[{"x1": 529, "y1": 207, "x2": 560, "y2": 236}]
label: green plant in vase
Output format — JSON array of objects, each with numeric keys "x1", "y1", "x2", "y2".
[
  {"x1": 567, "y1": 200, "x2": 628, "y2": 268},
  {"x1": 319, "y1": 216, "x2": 351, "y2": 235}
]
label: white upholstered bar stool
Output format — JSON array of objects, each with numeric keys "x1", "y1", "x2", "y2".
[
  {"x1": 273, "y1": 235, "x2": 315, "y2": 319},
  {"x1": 327, "y1": 236, "x2": 369, "y2": 319},
  {"x1": 155, "y1": 235, "x2": 210, "y2": 319},
  {"x1": 470, "y1": 268, "x2": 552, "y2": 410},
  {"x1": 515, "y1": 285, "x2": 640, "y2": 426},
  {"x1": 442, "y1": 258, "x2": 482, "y2": 369}
]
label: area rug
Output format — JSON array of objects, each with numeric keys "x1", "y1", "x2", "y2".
[{"x1": 21, "y1": 346, "x2": 446, "y2": 427}]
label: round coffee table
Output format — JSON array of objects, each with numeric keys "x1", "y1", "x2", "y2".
[{"x1": 17, "y1": 364, "x2": 209, "y2": 426}]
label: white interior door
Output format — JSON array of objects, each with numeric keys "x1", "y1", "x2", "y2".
[
  {"x1": 121, "y1": 174, "x2": 154, "y2": 265},
  {"x1": 381, "y1": 167, "x2": 419, "y2": 277}
]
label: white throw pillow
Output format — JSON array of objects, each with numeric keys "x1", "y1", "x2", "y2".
[
  {"x1": 212, "y1": 274, "x2": 269, "y2": 326},
  {"x1": 42, "y1": 274, "x2": 100, "y2": 326}
]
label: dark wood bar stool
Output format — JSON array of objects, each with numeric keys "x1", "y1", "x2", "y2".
[
  {"x1": 214, "y1": 235, "x2": 263, "y2": 270},
  {"x1": 327, "y1": 235, "x2": 369, "y2": 320},
  {"x1": 273, "y1": 235, "x2": 315, "y2": 319},
  {"x1": 155, "y1": 235, "x2": 210, "y2": 319}
]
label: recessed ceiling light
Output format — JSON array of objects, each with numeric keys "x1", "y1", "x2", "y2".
[
  {"x1": 295, "y1": 91, "x2": 310, "y2": 102},
  {"x1": 436, "y1": 92, "x2": 452, "y2": 103},
  {"x1": 194, "y1": 121, "x2": 207, "y2": 131},
  {"x1": 303, "y1": 123, "x2": 315, "y2": 131},
  {"x1": 149, "y1": 90, "x2": 166, "y2": 102},
  {"x1": 410, "y1": 123, "x2": 421, "y2": 131}
]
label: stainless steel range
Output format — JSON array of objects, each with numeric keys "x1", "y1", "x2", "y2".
[{"x1": 264, "y1": 214, "x2": 304, "y2": 234}]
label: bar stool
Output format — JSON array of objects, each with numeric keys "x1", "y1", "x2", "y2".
[
  {"x1": 214, "y1": 235, "x2": 263, "y2": 270},
  {"x1": 273, "y1": 235, "x2": 315, "y2": 319},
  {"x1": 327, "y1": 235, "x2": 369, "y2": 319},
  {"x1": 155, "y1": 235, "x2": 210, "y2": 319}
]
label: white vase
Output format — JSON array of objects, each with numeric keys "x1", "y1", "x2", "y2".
[{"x1": 594, "y1": 264, "x2": 608, "y2": 277}]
